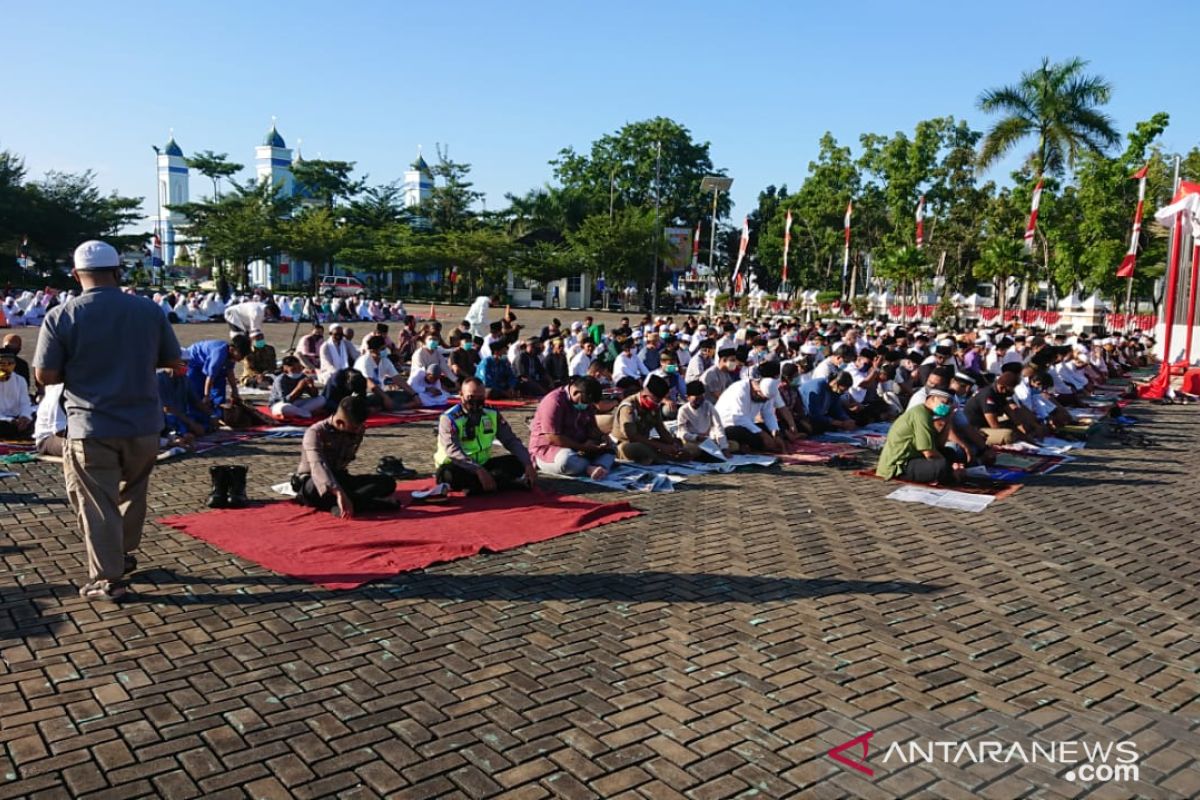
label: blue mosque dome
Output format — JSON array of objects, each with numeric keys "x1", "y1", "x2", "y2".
[
  {"x1": 163, "y1": 137, "x2": 183, "y2": 157},
  {"x1": 263, "y1": 124, "x2": 286, "y2": 148}
]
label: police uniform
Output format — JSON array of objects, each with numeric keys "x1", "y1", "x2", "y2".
[{"x1": 434, "y1": 403, "x2": 531, "y2": 493}]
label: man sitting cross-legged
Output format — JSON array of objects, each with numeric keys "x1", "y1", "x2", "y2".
[
  {"x1": 269, "y1": 356, "x2": 327, "y2": 418},
  {"x1": 434, "y1": 377, "x2": 538, "y2": 494},
  {"x1": 875, "y1": 387, "x2": 960, "y2": 484},
  {"x1": 293, "y1": 395, "x2": 398, "y2": 519},
  {"x1": 612, "y1": 375, "x2": 687, "y2": 465},
  {"x1": 529, "y1": 376, "x2": 616, "y2": 480},
  {"x1": 675, "y1": 380, "x2": 729, "y2": 460}
]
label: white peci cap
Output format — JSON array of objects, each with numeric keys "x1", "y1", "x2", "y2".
[{"x1": 73, "y1": 240, "x2": 121, "y2": 271}]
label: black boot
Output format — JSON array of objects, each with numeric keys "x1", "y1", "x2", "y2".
[
  {"x1": 207, "y1": 466, "x2": 230, "y2": 509},
  {"x1": 224, "y1": 465, "x2": 249, "y2": 508}
]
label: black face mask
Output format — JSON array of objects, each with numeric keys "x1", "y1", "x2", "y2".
[{"x1": 464, "y1": 398, "x2": 485, "y2": 413}]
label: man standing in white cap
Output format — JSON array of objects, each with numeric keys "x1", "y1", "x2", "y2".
[{"x1": 33, "y1": 240, "x2": 182, "y2": 602}]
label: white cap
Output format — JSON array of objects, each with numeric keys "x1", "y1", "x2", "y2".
[
  {"x1": 758, "y1": 377, "x2": 781, "y2": 403},
  {"x1": 329, "y1": 323, "x2": 343, "y2": 332},
  {"x1": 73, "y1": 240, "x2": 120, "y2": 271},
  {"x1": 571, "y1": 321, "x2": 583, "y2": 330}
]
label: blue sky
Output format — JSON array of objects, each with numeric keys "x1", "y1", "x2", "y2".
[{"x1": 3, "y1": 0, "x2": 1194, "y2": 228}]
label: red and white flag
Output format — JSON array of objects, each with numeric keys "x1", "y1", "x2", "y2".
[
  {"x1": 915, "y1": 195, "x2": 925, "y2": 249},
  {"x1": 842, "y1": 201, "x2": 852, "y2": 280},
  {"x1": 691, "y1": 221, "x2": 701, "y2": 278},
  {"x1": 732, "y1": 216, "x2": 749, "y2": 294},
  {"x1": 1117, "y1": 165, "x2": 1149, "y2": 278},
  {"x1": 782, "y1": 210, "x2": 793, "y2": 283},
  {"x1": 1153, "y1": 179, "x2": 1200, "y2": 234},
  {"x1": 1023, "y1": 179, "x2": 1044, "y2": 252}
]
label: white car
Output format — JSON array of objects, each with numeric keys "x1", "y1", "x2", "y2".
[{"x1": 319, "y1": 275, "x2": 366, "y2": 298}]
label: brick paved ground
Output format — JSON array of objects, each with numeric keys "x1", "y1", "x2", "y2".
[{"x1": 2, "y1": 321, "x2": 1198, "y2": 799}]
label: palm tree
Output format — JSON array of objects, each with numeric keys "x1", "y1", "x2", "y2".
[{"x1": 977, "y1": 57, "x2": 1119, "y2": 177}]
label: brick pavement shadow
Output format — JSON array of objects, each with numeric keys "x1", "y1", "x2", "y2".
[
  {"x1": 138, "y1": 568, "x2": 944, "y2": 605},
  {"x1": 0, "y1": 492, "x2": 68, "y2": 506},
  {"x1": 0, "y1": 582, "x2": 74, "y2": 643}
]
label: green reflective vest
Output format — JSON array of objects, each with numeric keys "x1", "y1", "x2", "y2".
[{"x1": 434, "y1": 406, "x2": 498, "y2": 468}]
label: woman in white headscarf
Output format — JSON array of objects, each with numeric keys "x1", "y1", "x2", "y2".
[
  {"x1": 465, "y1": 296, "x2": 490, "y2": 338},
  {"x1": 173, "y1": 294, "x2": 191, "y2": 323}
]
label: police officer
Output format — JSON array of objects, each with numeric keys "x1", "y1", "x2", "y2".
[
  {"x1": 434, "y1": 376, "x2": 536, "y2": 494},
  {"x1": 33, "y1": 241, "x2": 182, "y2": 602}
]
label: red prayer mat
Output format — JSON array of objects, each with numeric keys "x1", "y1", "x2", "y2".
[
  {"x1": 252, "y1": 406, "x2": 442, "y2": 428},
  {"x1": 159, "y1": 481, "x2": 642, "y2": 590},
  {"x1": 777, "y1": 440, "x2": 862, "y2": 465},
  {"x1": 852, "y1": 469, "x2": 1023, "y2": 500},
  {"x1": 0, "y1": 441, "x2": 36, "y2": 455}
]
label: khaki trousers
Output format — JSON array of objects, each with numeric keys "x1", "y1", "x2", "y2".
[
  {"x1": 63, "y1": 435, "x2": 160, "y2": 581},
  {"x1": 616, "y1": 441, "x2": 657, "y2": 465},
  {"x1": 980, "y1": 427, "x2": 1015, "y2": 446}
]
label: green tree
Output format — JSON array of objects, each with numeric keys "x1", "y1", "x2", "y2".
[
  {"x1": 419, "y1": 146, "x2": 484, "y2": 232},
  {"x1": 874, "y1": 246, "x2": 930, "y2": 311},
  {"x1": 1066, "y1": 114, "x2": 1171, "y2": 307},
  {"x1": 973, "y1": 237, "x2": 1029, "y2": 314},
  {"x1": 22, "y1": 170, "x2": 142, "y2": 277},
  {"x1": 338, "y1": 220, "x2": 421, "y2": 292},
  {"x1": 552, "y1": 117, "x2": 726, "y2": 226},
  {"x1": 173, "y1": 178, "x2": 293, "y2": 290},
  {"x1": 977, "y1": 57, "x2": 1119, "y2": 177},
  {"x1": 291, "y1": 158, "x2": 365, "y2": 210},
  {"x1": 185, "y1": 150, "x2": 243, "y2": 199},
  {"x1": 565, "y1": 208, "x2": 669, "y2": 289},
  {"x1": 763, "y1": 133, "x2": 861, "y2": 291},
  {"x1": 279, "y1": 207, "x2": 349, "y2": 291}
]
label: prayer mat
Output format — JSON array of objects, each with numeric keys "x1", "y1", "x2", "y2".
[
  {"x1": 0, "y1": 441, "x2": 35, "y2": 456},
  {"x1": 777, "y1": 440, "x2": 864, "y2": 465},
  {"x1": 252, "y1": 406, "x2": 442, "y2": 428},
  {"x1": 159, "y1": 481, "x2": 642, "y2": 590},
  {"x1": 852, "y1": 468, "x2": 1023, "y2": 500},
  {"x1": 975, "y1": 452, "x2": 1070, "y2": 482}
]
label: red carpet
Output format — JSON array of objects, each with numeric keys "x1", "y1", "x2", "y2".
[
  {"x1": 253, "y1": 406, "x2": 441, "y2": 428},
  {"x1": 159, "y1": 481, "x2": 642, "y2": 590}
]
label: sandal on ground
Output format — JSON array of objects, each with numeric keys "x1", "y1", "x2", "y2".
[
  {"x1": 79, "y1": 580, "x2": 128, "y2": 602},
  {"x1": 412, "y1": 482, "x2": 451, "y2": 503}
]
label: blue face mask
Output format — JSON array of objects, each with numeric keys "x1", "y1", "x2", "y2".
[
  {"x1": 572, "y1": 402, "x2": 590, "y2": 412},
  {"x1": 665, "y1": 365, "x2": 678, "y2": 374},
  {"x1": 462, "y1": 341, "x2": 473, "y2": 350},
  {"x1": 932, "y1": 403, "x2": 951, "y2": 417},
  {"x1": 426, "y1": 340, "x2": 438, "y2": 351}
]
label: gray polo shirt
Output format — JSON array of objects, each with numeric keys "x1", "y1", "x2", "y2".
[{"x1": 33, "y1": 287, "x2": 181, "y2": 439}]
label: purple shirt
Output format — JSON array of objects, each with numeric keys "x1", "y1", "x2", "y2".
[
  {"x1": 962, "y1": 350, "x2": 983, "y2": 372},
  {"x1": 528, "y1": 386, "x2": 595, "y2": 462}
]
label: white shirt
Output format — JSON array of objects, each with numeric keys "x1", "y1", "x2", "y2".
[
  {"x1": 353, "y1": 353, "x2": 399, "y2": 387},
  {"x1": 34, "y1": 383, "x2": 66, "y2": 443},
  {"x1": 715, "y1": 378, "x2": 778, "y2": 434},
  {"x1": 811, "y1": 356, "x2": 841, "y2": 381},
  {"x1": 675, "y1": 399, "x2": 727, "y2": 449},
  {"x1": 0, "y1": 374, "x2": 33, "y2": 421},
  {"x1": 844, "y1": 362, "x2": 873, "y2": 404},
  {"x1": 410, "y1": 370, "x2": 449, "y2": 407},
  {"x1": 223, "y1": 301, "x2": 265, "y2": 333},
  {"x1": 318, "y1": 338, "x2": 355, "y2": 382},
  {"x1": 613, "y1": 351, "x2": 649, "y2": 382},
  {"x1": 568, "y1": 350, "x2": 593, "y2": 377},
  {"x1": 1014, "y1": 379, "x2": 1056, "y2": 420}
]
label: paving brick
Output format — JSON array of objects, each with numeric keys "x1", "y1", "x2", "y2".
[{"x1": 0, "y1": 332, "x2": 1197, "y2": 799}]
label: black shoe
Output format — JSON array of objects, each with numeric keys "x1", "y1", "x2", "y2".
[
  {"x1": 377, "y1": 456, "x2": 418, "y2": 480},
  {"x1": 123, "y1": 555, "x2": 138, "y2": 576},
  {"x1": 207, "y1": 466, "x2": 230, "y2": 509},
  {"x1": 224, "y1": 465, "x2": 249, "y2": 508}
]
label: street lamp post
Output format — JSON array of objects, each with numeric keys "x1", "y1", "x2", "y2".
[
  {"x1": 151, "y1": 145, "x2": 163, "y2": 287},
  {"x1": 651, "y1": 141, "x2": 662, "y2": 315},
  {"x1": 699, "y1": 175, "x2": 733, "y2": 289}
]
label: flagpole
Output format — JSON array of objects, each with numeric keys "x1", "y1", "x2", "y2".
[{"x1": 1185, "y1": 237, "x2": 1199, "y2": 364}]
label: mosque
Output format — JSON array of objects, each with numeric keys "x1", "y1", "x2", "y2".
[{"x1": 153, "y1": 121, "x2": 432, "y2": 289}]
